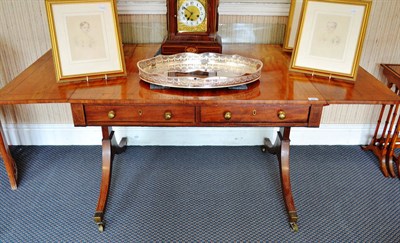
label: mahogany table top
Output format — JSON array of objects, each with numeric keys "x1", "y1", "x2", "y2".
[{"x1": 0, "y1": 44, "x2": 398, "y2": 106}]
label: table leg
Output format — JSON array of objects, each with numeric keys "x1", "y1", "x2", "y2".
[
  {"x1": 262, "y1": 127, "x2": 298, "y2": 232},
  {"x1": 394, "y1": 156, "x2": 400, "y2": 177},
  {"x1": 387, "y1": 106, "x2": 400, "y2": 177},
  {"x1": 362, "y1": 104, "x2": 395, "y2": 177},
  {"x1": 94, "y1": 126, "x2": 127, "y2": 232},
  {"x1": 385, "y1": 104, "x2": 399, "y2": 177},
  {"x1": 362, "y1": 104, "x2": 388, "y2": 176},
  {"x1": 0, "y1": 121, "x2": 18, "y2": 190}
]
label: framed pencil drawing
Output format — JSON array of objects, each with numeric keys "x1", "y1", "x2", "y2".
[
  {"x1": 45, "y1": 0, "x2": 126, "y2": 83},
  {"x1": 289, "y1": 0, "x2": 371, "y2": 81},
  {"x1": 283, "y1": 0, "x2": 304, "y2": 51}
]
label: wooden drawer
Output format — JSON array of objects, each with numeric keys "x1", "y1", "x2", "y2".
[
  {"x1": 200, "y1": 105, "x2": 310, "y2": 123},
  {"x1": 84, "y1": 105, "x2": 195, "y2": 123}
]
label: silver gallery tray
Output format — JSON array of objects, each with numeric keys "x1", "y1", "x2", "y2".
[{"x1": 137, "y1": 52, "x2": 263, "y2": 89}]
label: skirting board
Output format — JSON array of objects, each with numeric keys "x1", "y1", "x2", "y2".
[{"x1": 1, "y1": 123, "x2": 378, "y2": 146}]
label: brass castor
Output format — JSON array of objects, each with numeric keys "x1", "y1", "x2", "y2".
[
  {"x1": 97, "y1": 223, "x2": 104, "y2": 233},
  {"x1": 290, "y1": 222, "x2": 299, "y2": 232},
  {"x1": 261, "y1": 146, "x2": 267, "y2": 153}
]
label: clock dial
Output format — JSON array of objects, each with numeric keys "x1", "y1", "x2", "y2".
[{"x1": 177, "y1": 0, "x2": 207, "y2": 32}]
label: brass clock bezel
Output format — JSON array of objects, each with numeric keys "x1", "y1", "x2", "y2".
[{"x1": 177, "y1": 0, "x2": 208, "y2": 33}]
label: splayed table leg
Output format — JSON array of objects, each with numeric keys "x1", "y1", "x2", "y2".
[
  {"x1": 262, "y1": 127, "x2": 298, "y2": 232},
  {"x1": 94, "y1": 126, "x2": 127, "y2": 232},
  {"x1": 0, "y1": 122, "x2": 18, "y2": 190}
]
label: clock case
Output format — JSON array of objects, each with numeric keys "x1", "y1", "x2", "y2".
[{"x1": 161, "y1": 0, "x2": 222, "y2": 55}]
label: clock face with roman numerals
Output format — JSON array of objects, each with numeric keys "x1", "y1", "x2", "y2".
[{"x1": 177, "y1": 0, "x2": 207, "y2": 32}]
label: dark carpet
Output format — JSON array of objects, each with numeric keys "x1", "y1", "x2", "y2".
[{"x1": 0, "y1": 145, "x2": 399, "y2": 242}]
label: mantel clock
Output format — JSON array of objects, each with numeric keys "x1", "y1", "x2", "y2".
[{"x1": 161, "y1": 0, "x2": 222, "y2": 54}]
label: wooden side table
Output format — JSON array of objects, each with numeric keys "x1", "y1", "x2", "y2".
[
  {"x1": 0, "y1": 44, "x2": 398, "y2": 232},
  {"x1": 363, "y1": 64, "x2": 400, "y2": 177}
]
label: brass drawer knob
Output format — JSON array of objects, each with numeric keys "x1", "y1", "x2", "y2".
[
  {"x1": 164, "y1": 111, "x2": 172, "y2": 120},
  {"x1": 277, "y1": 110, "x2": 286, "y2": 120},
  {"x1": 224, "y1": 111, "x2": 232, "y2": 120},
  {"x1": 108, "y1": 110, "x2": 116, "y2": 119}
]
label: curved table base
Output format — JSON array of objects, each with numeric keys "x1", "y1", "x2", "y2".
[
  {"x1": 94, "y1": 126, "x2": 127, "y2": 232},
  {"x1": 362, "y1": 104, "x2": 398, "y2": 178},
  {"x1": 262, "y1": 127, "x2": 298, "y2": 232},
  {"x1": 93, "y1": 126, "x2": 298, "y2": 232},
  {"x1": 362, "y1": 144, "x2": 391, "y2": 177}
]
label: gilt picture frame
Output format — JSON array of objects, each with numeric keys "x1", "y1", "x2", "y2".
[
  {"x1": 283, "y1": 0, "x2": 304, "y2": 51},
  {"x1": 45, "y1": 0, "x2": 126, "y2": 83},
  {"x1": 289, "y1": 0, "x2": 371, "y2": 81}
]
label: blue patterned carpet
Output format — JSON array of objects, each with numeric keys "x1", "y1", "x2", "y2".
[{"x1": 1, "y1": 145, "x2": 400, "y2": 242}]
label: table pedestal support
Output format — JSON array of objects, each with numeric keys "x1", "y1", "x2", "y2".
[
  {"x1": 94, "y1": 126, "x2": 127, "y2": 232},
  {"x1": 93, "y1": 126, "x2": 299, "y2": 232},
  {"x1": 263, "y1": 127, "x2": 298, "y2": 232}
]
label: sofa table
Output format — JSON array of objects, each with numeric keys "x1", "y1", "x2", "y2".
[{"x1": 0, "y1": 44, "x2": 398, "y2": 232}]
